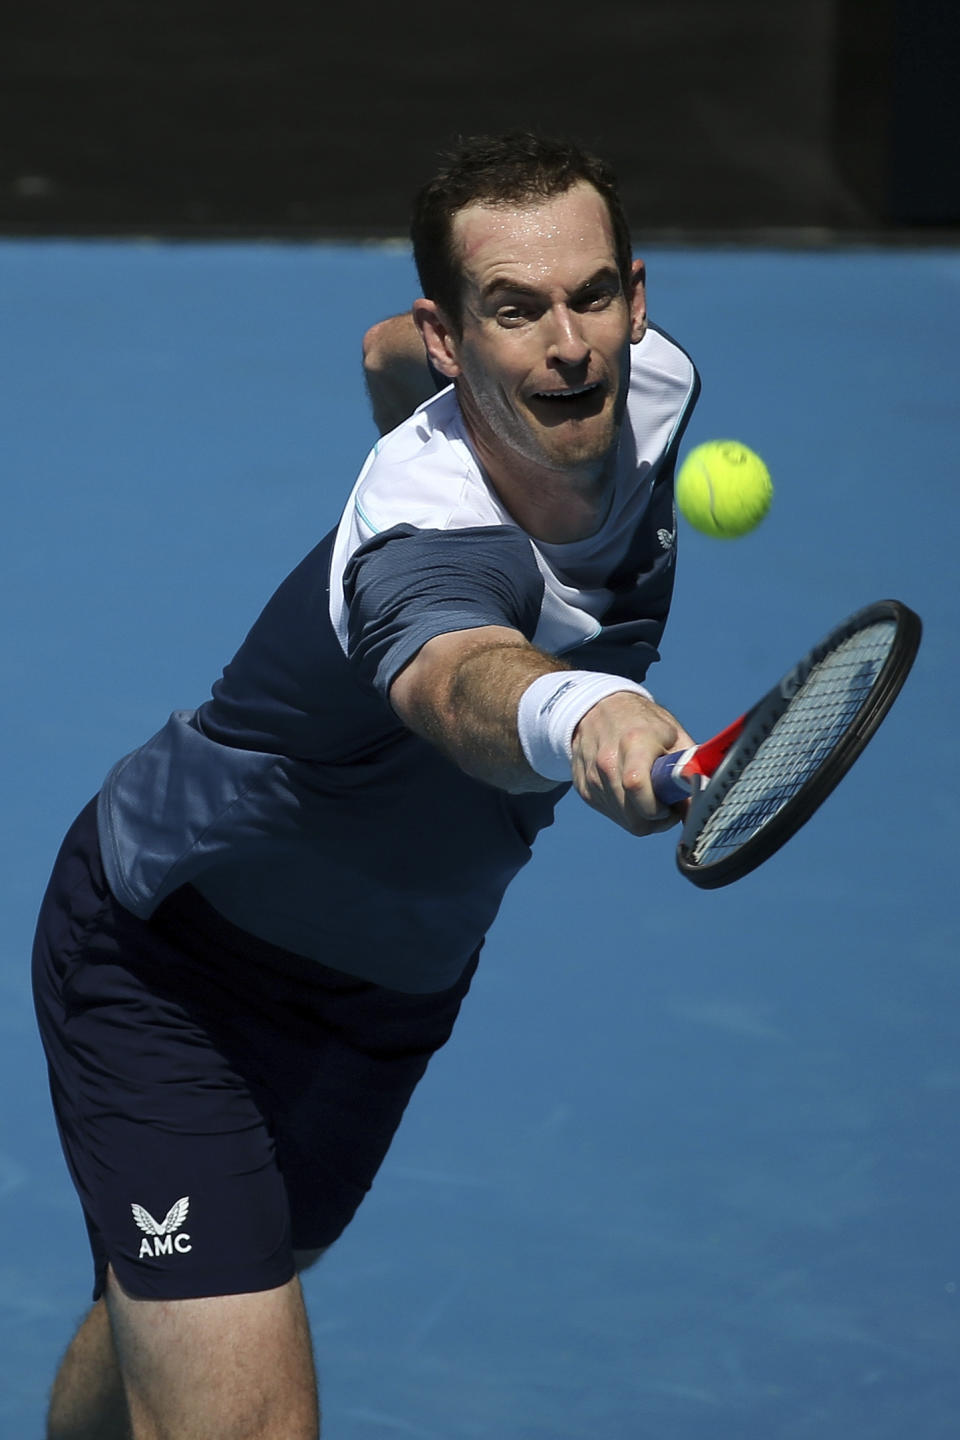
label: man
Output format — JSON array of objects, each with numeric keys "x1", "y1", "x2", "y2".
[{"x1": 33, "y1": 132, "x2": 700, "y2": 1439}]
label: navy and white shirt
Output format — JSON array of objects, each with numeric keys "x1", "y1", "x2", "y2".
[{"x1": 98, "y1": 325, "x2": 699, "y2": 992}]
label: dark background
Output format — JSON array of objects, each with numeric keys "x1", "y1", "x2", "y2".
[{"x1": 3, "y1": 0, "x2": 959, "y2": 239}]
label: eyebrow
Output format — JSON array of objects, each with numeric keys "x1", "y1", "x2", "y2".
[{"x1": 479, "y1": 265, "x2": 622, "y2": 304}]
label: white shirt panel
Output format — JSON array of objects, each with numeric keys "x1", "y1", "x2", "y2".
[{"x1": 329, "y1": 326, "x2": 697, "y2": 656}]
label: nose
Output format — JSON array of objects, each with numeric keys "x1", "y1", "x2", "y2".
[{"x1": 546, "y1": 306, "x2": 590, "y2": 368}]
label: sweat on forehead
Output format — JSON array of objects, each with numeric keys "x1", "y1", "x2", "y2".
[{"x1": 451, "y1": 183, "x2": 617, "y2": 276}]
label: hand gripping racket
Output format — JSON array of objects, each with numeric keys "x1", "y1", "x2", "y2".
[{"x1": 650, "y1": 599, "x2": 922, "y2": 888}]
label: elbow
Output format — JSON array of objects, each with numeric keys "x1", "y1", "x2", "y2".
[{"x1": 361, "y1": 319, "x2": 393, "y2": 379}]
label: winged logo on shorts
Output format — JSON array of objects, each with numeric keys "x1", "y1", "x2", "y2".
[
  {"x1": 131, "y1": 1197, "x2": 193, "y2": 1257},
  {"x1": 132, "y1": 1197, "x2": 190, "y2": 1235}
]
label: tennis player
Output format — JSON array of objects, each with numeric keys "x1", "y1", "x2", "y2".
[{"x1": 33, "y1": 132, "x2": 700, "y2": 1439}]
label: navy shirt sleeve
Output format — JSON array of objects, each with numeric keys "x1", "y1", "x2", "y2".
[{"x1": 342, "y1": 524, "x2": 545, "y2": 697}]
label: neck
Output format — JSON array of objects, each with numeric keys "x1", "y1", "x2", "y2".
[
  {"x1": 489, "y1": 453, "x2": 615, "y2": 543},
  {"x1": 460, "y1": 408, "x2": 617, "y2": 546}
]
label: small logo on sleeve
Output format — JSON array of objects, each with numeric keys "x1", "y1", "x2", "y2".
[{"x1": 132, "y1": 1196, "x2": 192, "y2": 1258}]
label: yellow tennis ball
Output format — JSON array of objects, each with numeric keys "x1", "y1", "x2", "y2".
[{"x1": 676, "y1": 440, "x2": 773, "y2": 538}]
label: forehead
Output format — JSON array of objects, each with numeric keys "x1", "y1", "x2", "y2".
[{"x1": 451, "y1": 182, "x2": 618, "y2": 296}]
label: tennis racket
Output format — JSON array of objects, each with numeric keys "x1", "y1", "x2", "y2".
[{"x1": 650, "y1": 599, "x2": 922, "y2": 888}]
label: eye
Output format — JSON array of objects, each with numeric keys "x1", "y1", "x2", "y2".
[
  {"x1": 496, "y1": 303, "x2": 539, "y2": 327},
  {"x1": 576, "y1": 288, "x2": 616, "y2": 312}
]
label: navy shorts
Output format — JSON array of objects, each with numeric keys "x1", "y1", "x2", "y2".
[{"x1": 32, "y1": 799, "x2": 477, "y2": 1302}]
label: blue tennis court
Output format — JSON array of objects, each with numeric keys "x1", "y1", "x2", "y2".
[{"x1": 2, "y1": 239, "x2": 958, "y2": 1436}]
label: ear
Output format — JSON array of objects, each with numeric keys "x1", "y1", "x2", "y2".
[
  {"x1": 412, "y1": 299, "x2": 462, "y2": 379},
  {"x1": 628, "y1": 258, "x2": 647, "y2": 343}
]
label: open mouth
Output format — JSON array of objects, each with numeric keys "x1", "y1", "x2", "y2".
[{"x1": 529, "y1": 382, "x2": 605, "y2": 421}]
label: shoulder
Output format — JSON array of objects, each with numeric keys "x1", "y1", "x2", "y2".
[
  {"x1": 348, "y1": 387, "x2": 503, "y2": 538},
  {"x1": 620, "y1": 324, "x2": 701, "y2": 464},
  {"x1": 627, "y1": 324, "x2": 700, "y2": 411},
  {"x1": 328, "y1": 388, "x2": 524, "y2": 649}
]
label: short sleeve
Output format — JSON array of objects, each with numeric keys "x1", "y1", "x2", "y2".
[{"x1": 341, "y1": 524, "x2": 545, "y2": 697}]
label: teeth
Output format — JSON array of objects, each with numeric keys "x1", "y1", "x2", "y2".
[{"x1": 535, "y1": 383, "x2": 599, "y2": 400}]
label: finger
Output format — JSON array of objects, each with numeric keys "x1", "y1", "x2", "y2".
[{"x1": 615, "y1": 757, "x2": 682, "y2": 834}]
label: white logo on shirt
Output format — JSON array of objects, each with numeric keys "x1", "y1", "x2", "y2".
[{"x1": 657, "y1": 527, "x2": 676, "y2": 551}]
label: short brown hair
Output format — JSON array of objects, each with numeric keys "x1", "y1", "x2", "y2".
[{"x1": 411, "y1": 132, "x2": 633, "y2": 329}]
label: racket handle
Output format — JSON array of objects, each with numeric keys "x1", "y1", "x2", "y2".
[{"x1": 651, "y1": 749, "x2": 693, "y2": 806}]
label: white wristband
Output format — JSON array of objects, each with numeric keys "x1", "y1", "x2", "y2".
[{"x1": 517, "y1": 670, "x2": 653, "y2": 782}]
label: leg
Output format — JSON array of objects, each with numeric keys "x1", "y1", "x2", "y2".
[
  {"x1": 47, "y1": 1298, "x2": 132, "y2": 1440},
  {"x1": 105, "y1": 1266, "x2": 319, "y2": 1440},
  {"x1": 33, "y1": 811, "x2": 475, "y2": 1439}
]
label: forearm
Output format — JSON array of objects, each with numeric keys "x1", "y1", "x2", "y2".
[
  {"x1": 394, "y1": 632, "x2": 569, "y2": 792},
  {"x1": 390, "y1": 626, "x2": 695, "y2": 833}
]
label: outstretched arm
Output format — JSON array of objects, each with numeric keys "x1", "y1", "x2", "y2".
[
  {"x1": 362, "y1": 313, "x2": 438, "y2": 435},
  {"x1": 389, "y1": 626, "x2": 694, "y2": 837}
]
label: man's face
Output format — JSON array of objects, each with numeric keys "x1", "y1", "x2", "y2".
[{"x1": 439, "y1": 182, "x2": 645, "y2": 479}]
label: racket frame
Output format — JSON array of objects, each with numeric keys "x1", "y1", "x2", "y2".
[{"x1": 675, "y1": 599, "x2": 922, "y2": 888}]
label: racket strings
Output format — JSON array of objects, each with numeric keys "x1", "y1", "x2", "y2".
[{"x1": 691, "y1": 621, "x2": 897, "y2": 863}]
